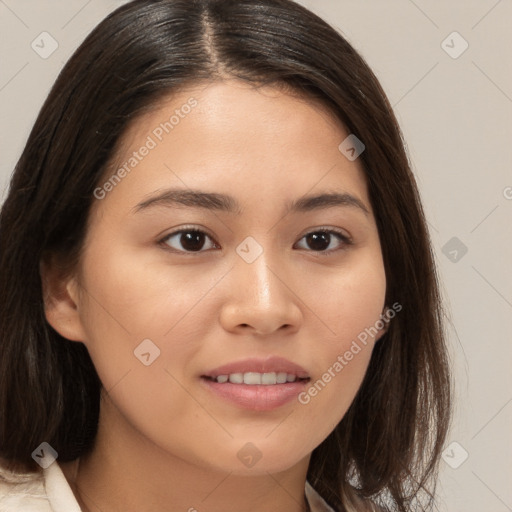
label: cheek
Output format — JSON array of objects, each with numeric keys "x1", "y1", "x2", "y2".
[
  {"x1": 75, "y1": 242, "x2": 194, "y2": 388},
  {"x1": 305, "y1": 249, "x2": 387, "y2": 347},
  {"x1": 78, "y1": 235, "x2": 208, "y2": 337},
  {"x1": 296, "y1": 253, "x2": 386, "y2": 428}
]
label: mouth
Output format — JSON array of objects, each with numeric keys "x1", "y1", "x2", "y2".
[{"x1": 199, "y1": 357, "x2": 311, "y2": 411}]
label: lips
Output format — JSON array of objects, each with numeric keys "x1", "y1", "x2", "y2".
[{"x1": 200, "y1": 356, "x2": 311, "y2": 411}]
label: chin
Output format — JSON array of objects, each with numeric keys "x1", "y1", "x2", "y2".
[{"x1": 202, "y1": 442, "x2": 310, "y2": 476}]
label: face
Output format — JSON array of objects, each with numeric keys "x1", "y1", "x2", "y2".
[{"x1": 64, "y1": 80, "x2": 387, "y2": 475}]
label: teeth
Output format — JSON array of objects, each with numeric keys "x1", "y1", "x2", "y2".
[
  {"x1": 245, "y1": 372, "x2": 262, "y2": 385},
  {"x1": 276, "y1": 372, "x2": 288, "y2": 384},
  {"x1": 216, "y1": 372, "x2": 299, "y2": 384},
  {"x1": 261, "y1": 372, "x2": 276, "y2": 385},
  {"x1": 228, "y1": 373, "x2": 243, "y2": 384}
]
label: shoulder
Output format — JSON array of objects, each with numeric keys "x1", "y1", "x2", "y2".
[
  {"x1": 348, "y1": 492, "x2": 388, "y2": 512},
  {"x1": 0, "y1": 458, "x2": 52, "y2": 511},
  {"x1": 305, "y1": 481, "x2": 387, "y2": 512}
]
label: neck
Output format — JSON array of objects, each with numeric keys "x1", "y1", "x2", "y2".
[{"x1": 62, "y1": 394, "x2": 311, "y2": 512}]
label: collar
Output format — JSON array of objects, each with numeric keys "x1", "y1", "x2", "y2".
[{"x1": 0, "y1": 460, "x2": 335, "y2": 512}]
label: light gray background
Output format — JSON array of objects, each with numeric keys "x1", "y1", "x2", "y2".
[{"x1": 1, "y1": 1, "x2": 511, "y2": 511}]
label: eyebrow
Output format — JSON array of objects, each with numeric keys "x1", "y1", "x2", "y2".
[{"x1": 133, "y1": 188, "x2": 370, "y2": 216}]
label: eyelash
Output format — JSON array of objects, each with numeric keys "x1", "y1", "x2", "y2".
[{"x1": 158, "y1": 225, "x2": 353, "y2": 255}]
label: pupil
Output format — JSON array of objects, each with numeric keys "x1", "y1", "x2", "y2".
[
  {"x1": 307, "y1": 232, "x2": 329, "y2": 251},
  {"x1": 182, "y1": 231, "x2": 204, "y2": 251}
]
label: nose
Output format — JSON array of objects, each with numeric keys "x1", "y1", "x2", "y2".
[{"x1": 219, "y1": 248, "x2": 303, "y2": 336}]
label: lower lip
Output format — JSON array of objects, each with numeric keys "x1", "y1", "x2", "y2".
[{"x1": 201, "y1": 378, "x2": 308, "y2": 411}]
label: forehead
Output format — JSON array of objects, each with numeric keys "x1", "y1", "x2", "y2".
[
  {"x1": 117, "y1": 79, "x2": 348, "y2": 154},
  {"x1": 94, "y1": 79, "x2": 371, "y2": 218}
]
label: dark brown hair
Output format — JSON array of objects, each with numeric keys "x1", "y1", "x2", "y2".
[{"x1": 0, "y1": 0, "x2": 451, "y2": 510}]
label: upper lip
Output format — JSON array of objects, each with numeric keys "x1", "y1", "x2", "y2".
[{"x1": 202, "y1": 356, "x2": 310, "y2": 379}]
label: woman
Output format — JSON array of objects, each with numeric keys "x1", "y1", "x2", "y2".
[{"x1": 0, "y1": 0, "x2": 451, "y2": 510}]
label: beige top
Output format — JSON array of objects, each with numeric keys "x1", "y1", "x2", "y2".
[{"x1": 0, "y1": 460, "x2": 336, "y2": 512}]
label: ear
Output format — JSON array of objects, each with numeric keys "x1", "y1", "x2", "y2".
[{"x1": 40, "y1": 254, "x2": 87, "y2": 342}]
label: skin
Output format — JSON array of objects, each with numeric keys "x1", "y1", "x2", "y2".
[{"x1": 44, "y1": 79, "x2": 387, "y2": 512}]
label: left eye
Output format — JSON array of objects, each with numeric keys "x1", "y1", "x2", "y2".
[{"x1": 294, "y1": 230, "x2": 351, "y2": 252}]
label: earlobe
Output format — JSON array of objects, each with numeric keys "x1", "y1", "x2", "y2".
[
  {"x1": 376, "y1": 322, "x2": 389, "y2": 342},
  {"x1": 375, "y1": 306, "x2": 391, "y2": 342},
  {"x1": 40, "y1": 256, "x2": 87, "y2": 343}
]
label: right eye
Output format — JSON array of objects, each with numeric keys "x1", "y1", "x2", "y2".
[{"x1": 160, "y1": 227, "x2": 220, "y2": 253}]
